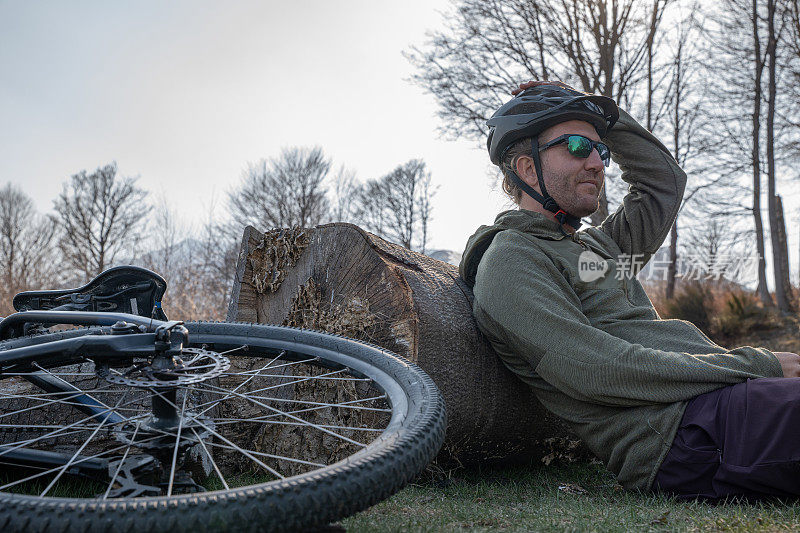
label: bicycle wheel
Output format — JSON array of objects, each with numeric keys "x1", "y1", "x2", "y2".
[{"x1": 0, "y1": 321, "x2": 446, "y2": 532}]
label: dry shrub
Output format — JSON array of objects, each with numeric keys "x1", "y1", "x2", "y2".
[
  {"x1": 655, "y1": 281, "x2": 781, "y2": 342},
  {"x1": 662, "y1": 282, "x2": 713, "y2": 333},
  {"x1": 713, "y1": 290, "x2": 780, "y2": 340}
]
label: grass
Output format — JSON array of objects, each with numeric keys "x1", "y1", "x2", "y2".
[{"x1": 342, "y1": 462, "x2": 800, "y2": 532}]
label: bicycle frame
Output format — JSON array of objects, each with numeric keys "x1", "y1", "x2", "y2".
[{"x1": 0, "y1": 311, "x2": 177, "y2": 475}]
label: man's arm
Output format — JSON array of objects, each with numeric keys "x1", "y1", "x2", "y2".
[
  {"x1": 598, "y1": 109, "x2": 687, "y2": 259},
  {"x1": 473, "y1": 232, "x2": 783, "y2": 406}
]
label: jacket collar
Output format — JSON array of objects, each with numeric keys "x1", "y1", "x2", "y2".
[{"x1": 493, "y1": 209, "x2": 570, "y2": 241}]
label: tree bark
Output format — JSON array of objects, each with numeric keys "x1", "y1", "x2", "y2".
[
  {"x1": 752, "y1": 0, "x2": 773, "y2": 308},
  {"x1": 227, "y1": 224, "x2": 580, "y2": 464},
  {"x1": 766, "y1": 0, "x2": 793, "y2": 313},
  {"x1": 666, "y1": 220, "x2": 678, "y2": 300},
  {"x1": 775, "y1": 195, "x2": 795, "y2": 310}
]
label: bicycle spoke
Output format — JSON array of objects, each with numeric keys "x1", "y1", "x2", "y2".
[
  {"x1": 229, "y1": 373, "x2": 369, "y2": 381},
  {"x1": 40, "y1": 392, "x2": 129, "y2": 497},
  {"x1": 0, "y1": 388, "x2": 133, "y2": 398},
  {"x1": 190, "y1": 352, "x2": 287, "y2": 418},
  {"x1": 192, "y1": 383, "x2": 368, "y2": 448},
  {"x1": 138, "y1": 387, "x2": 286, "y2": 479},
  {"x1": 189, "y1": 427, "x2": 228, "y2": 491},
  {"x1": 183, "y1": 413, "x2": 284, "y2": 479},
  {"x1": 0, "y1": 391, "x2": 86, "y2": 421},
  {"x1": 211, "y1": 418, "x2": 384, "y2": 432},
  {"x1": 235, "y1": 368, "x2": 350, "y2": 396},
  {"x1": 0, "y1": 433, "x2": 163, "y2": 492},
  {"x1": 4, "y1": 372, "x2": 96, "y2": 377},
  {"x1": 0, "y1": 393, "x2": 149, "y2": 456},
  {"x1": 198, "y1": 436, "x2": 326, "y2": 468},
  {"x1": 229, "y1": 393, "x2": 391, "y2": 413},
  {"x1": 166, "y1": 390, "x2": 190, "y2": 497},
  {"x1": 29, "y1": 363, "x2": 123, "y2": 423},
  {"x1": 216, "y1": 357, "x2": 318, "y2": 377},
  {"x1": 194, "y1": 382, "x2": 390, "y2": 420},
  {"x1": 0, "y1": 428, "x2": 92, "y2": 448},
  {"x1": 0, "y1": 423, "x2": 107, "y2": 431},
  {"x1": 102, "y1": 421, "x2": 141, "y2": 500},
  {"x1": 215, "y1": 345, "x2": 248, "y2": 356},
  {"x1": 190, "y1": 367, "x2": 352, "y2": 411}
]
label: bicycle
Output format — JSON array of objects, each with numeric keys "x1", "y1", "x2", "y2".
[{"x1": 0, "y1": 266, "x2": 446, "y2": 532}]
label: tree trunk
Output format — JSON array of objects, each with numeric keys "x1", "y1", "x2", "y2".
[
  {"x1": 766, "y1": 0, "x2": 793, "y2": 313},
  {"x1": 227, "y1": 224, "x2": 580, "y2": 464},
  {"x1": 775, "y1": 195, "x2": 795, "y2": 310},
  {"x1": 666, "y1": 221, "x2": 678, "y2": 300},
  {"x1": 752, "y1": 0, "x2": 773, "y2": 307},
  {"x1": 666, "y1": 47, "x2": 681, "y2": 302},
  {"x1": 753, "y1": 181, "x2": 772, "y2": 306}
]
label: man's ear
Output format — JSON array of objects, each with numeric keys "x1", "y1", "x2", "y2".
[{"x1": 514, "y1": 154, "x2": 538, "y2": 188}]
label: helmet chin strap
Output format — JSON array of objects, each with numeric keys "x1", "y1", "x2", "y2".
[{"x1": 508, "y1": 137, "x2": 583, "y2": 230}]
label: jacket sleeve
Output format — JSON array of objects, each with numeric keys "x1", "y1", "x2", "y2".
[
  {"x1": 599, "y1": 109, "x2": 687, "y2": 260},
  {"x1": 473, "y1": 233, "x2": 783, "y2": 407}
]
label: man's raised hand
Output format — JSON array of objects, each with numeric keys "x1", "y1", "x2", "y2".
[{"x1": 511, "y1": 80, "x2": 578, "y2": 96}]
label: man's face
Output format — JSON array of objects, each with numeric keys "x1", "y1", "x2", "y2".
[{"x1": 530, "y1": 120, "x2": 605, "y2": 218}]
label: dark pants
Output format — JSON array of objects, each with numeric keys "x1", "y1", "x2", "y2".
[{"x1": 654, "y1": 377, "x2": 800, "y2": 500}]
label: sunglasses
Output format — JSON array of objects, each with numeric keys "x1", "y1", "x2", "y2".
[{"x1": 539, "y1": 134, "x2": 611, "y2": 167}]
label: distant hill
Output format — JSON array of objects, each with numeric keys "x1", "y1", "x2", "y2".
[{"x1": 426, "y1": 249, "x2": 461, "y2": 266}]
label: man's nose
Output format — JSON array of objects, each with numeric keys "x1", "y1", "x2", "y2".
[{"x1": 585, "y1": 148, "x2": 604, "y2": 171}]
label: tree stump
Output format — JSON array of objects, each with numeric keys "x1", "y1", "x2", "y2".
[{"x1": 227, "y1": 223, "x2": 581, "y2": 464}]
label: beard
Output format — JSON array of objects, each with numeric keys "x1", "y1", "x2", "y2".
[{"x1": 543, "y1": 169, "x2": 603, "y2": 218}]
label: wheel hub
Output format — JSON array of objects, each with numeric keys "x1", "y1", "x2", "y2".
[
  {"x1": 96, "y1": 347, "x2": 230, "y2": 387},
  {"x1": 113, "y1": 413, "x2": 215, "y2": 450}
]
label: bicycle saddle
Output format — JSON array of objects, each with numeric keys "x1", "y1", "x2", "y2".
[{"x1": 13, "y1": 265, "x2": 168, "y2": 320}]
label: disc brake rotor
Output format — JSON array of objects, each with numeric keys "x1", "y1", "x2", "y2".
[{"x1": 97, "y1": 347, "x2": 230, "y2": 387}]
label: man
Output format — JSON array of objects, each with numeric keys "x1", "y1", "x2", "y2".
[{"x1": 458, "y1": 81, "x2": 800, "y2": 499}]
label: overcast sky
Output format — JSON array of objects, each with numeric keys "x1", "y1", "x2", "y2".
[
  {"x1": 0, "y1": 0, "x2": 515, "y2": 254},
  {"x1": 4, "y1": 0, "x2": 800, "y2": 290}
]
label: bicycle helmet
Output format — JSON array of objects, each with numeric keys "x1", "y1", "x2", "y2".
[{"x1": 486, "y1": 84, "x2": 619, "y2": 229}]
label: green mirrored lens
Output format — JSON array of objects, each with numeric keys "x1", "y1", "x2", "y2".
[
  {"x1": 567, "y1": 136, "x2": 592, "y2": 157},
  {"x1": 597, "y1": 143, "x2": 610, "y2": 163}
]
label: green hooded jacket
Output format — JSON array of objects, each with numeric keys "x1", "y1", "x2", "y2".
[{"x1": 459, "y1": 109, "x2": 782, "y2": 490}]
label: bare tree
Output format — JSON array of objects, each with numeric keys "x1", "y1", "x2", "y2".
[
  {"x1": 195, "y1": 204, "x2": 239, "y2": 320},
  {"x1": 0, "y1": 184, "x2": 57, "y2": 312},
  {"x1": 681, "y1": 218, "x2": 742, "y2": 283},
  {"x1": 765, "y1": 0, "x2": 794, "y2": 312},
  {"x1": 702, "y1": 0, "x2": 779, "y2": 307},
  {"x1": 752, "y1": 0, "x2": 773, "y2": 307},
  {"x1": 353, "y1": 159, "x2": 437, "y2": 252},
  {"x1": 139, "y1": 194, "x2": 185, "y2": 279},
  {"x1": 328, "y1": 165, "x2": 359, "y2": 223},
  {"x1": 418, "y1": 174, "x2": 435, "y2": 255},
  {"x1": 660, "y1": 11, "x2": 712, "y2": 299},
  {"x1": 228, "y1": 146, "x2": 331, "y2": 232},
  {"x1": 136, "y1": 197, "x2": 235, "y2": 321},
  {"x1": 53, "y1": 163, "x2": 150, "y2": 282},
  {"x1": 406, "y1": 0, "x2": 675, "y2": 223}
]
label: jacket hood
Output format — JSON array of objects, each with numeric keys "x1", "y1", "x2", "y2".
[{"x1": 458, "y1": 209, "x2": 567, "y2": 287}]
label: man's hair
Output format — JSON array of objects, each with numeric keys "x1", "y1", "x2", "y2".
[{"x1": 500, "y1": 137, "x2": 532, "y2": 204}]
